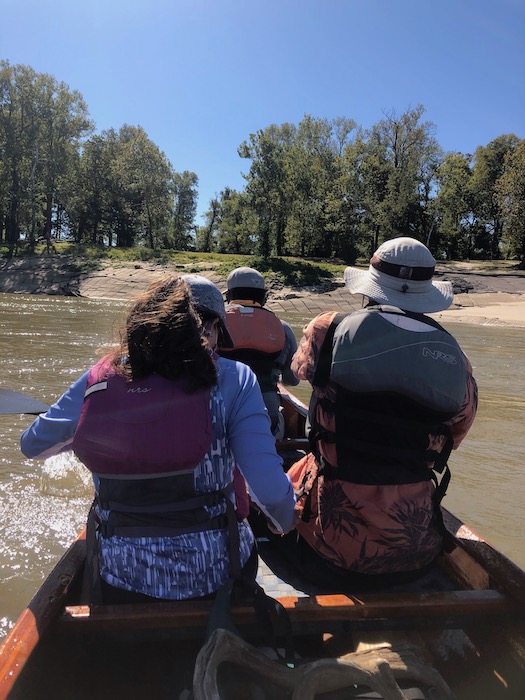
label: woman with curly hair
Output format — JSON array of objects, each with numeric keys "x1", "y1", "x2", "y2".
[{"x1": 21, "y1": 275, "x2": 295, "y2": 602}]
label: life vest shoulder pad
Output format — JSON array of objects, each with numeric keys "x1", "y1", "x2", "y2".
[
  {"x1": 72, "y1": 357, "x2": 212, "y2": 477},
  {"x1": 330, "y1": 307, "x2": 467, "y2": 415}
]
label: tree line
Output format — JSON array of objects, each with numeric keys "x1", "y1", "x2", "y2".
[
  {"x1": 1, "y1": 61, "x2": 524, "y2": 264},
  {"x1": 0, "y1": 61, "x2": 197, "y2": 255}
]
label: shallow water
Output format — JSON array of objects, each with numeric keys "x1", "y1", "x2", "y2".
[{"x1": 0, "y1": 294, "x2": 524, "y2": 639}]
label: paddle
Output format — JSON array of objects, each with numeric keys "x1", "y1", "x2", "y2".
[{"x1": 0, "y1": 388, "x2": 49, "y2": 415}]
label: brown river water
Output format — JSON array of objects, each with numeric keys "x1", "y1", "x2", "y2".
[{"x1": 1, "y1": 293, "x2": 524, "y2": 639}]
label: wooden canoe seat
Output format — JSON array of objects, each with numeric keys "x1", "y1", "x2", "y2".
[
  {"x1": 59, "y1": 589, "x2": 515, "y2": 636},
  {"x1": 274, "y1": 437, "x2": 308, "y2": 468},
  {"x1": 275, "y1": 437, "x2": 309, "y2": 451}
]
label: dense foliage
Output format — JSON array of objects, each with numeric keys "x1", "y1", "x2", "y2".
[
  {"x1": 0, "y1": 61, "x2": 195, "y2": 255},
  {"x1": 1, "y1": 61, "x2": 524, "y2": 264}
]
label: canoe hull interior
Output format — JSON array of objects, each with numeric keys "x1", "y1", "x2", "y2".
[
  {"x1": 6, "y1": 588, "x2": 525, "y2": 700},
  {"x1": 2, "y1": 386, "x2": 525, "y2": 699}
]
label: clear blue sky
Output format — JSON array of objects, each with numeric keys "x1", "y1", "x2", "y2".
[{"x1": 2, "y1": 0, "x2": 524, "y2": 222}]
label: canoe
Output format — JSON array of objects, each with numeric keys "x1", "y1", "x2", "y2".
[{"x1": 1, "y1": 387, "x2": 524, "y2": 699}]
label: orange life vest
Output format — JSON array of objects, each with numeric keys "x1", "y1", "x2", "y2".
[{"x1": 219, "y1": 304, "x2": 285, "y2": 392}]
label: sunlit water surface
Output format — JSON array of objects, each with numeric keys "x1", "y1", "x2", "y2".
[{"x1": 0, "y1": 294, "x2": 523, "y2": 639}]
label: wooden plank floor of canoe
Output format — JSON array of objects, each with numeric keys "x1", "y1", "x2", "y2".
[
  {"x1": 256, "y1": 537, "x2": 320, "y2": 598},
  {"x1": 250, "y1": 507, "x2": 328, "y2": 599},
  {"x1": 255, "y1": 536, "x2": 462, "y2": 599}
]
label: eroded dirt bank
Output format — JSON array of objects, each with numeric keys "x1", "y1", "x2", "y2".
[{"x1": 1, "y1": 256, "x2": 524, "y2": 327}]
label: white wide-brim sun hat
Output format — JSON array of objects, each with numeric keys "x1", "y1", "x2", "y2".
[{"x1": 344, "y1": 237, "x2": 454, "y2": 313}]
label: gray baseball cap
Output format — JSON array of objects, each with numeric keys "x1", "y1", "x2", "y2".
[
  {"x1": 226, "y1": 267, "x2": 266, "y2": 290},
  {"x1": 182, "y1": 274, "x2": 234, "y2": 347}
]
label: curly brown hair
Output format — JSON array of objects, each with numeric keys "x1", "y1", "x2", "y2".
[{"x1": 110, "y1": 276, "x2": 217, "y2": 389}]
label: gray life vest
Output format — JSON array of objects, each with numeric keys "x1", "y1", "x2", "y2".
[
  {"x1": 310, "y1": 306, "x2": 467, "y2": 487},
  {"x1": 330, "y1": 305, "x2": 467, "y2": 415}
]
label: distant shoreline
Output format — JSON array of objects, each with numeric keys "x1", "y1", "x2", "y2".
[
  {"x1": 0, "y1": 256, "x2": 524, "y2": 328},
  {"x1": 432, "y1": 293, "x2": 525, "y2": 328}
]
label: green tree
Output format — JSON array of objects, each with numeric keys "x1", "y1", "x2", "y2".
[
  {"x1": 38, "y1": 73, "x2": 92, "y2": 248},
  {"x1": 71, "y1": 125, "x2": 177, "y2": 249},
  {"x1": 345, "y1": 133, "x2": 391, "y2": 256},
  {"x1": 216, "y1": 188, "x2": 257, "y2": 254},
  {"x1": 70, "y1": 135, "x2": 112, "y2": 245},
  {"x1": 364, "y1": 106, "x2": 442, "y2": 249},
  {"x1": 470, "y1": 134, "x2": 521, "y2": 259},
  {"x1": 284, "y1": 116, "x2": 337, "y2": 257},
  {"x1": 196, "y1": 196, "x2": 220, "y2": 252},
  {"x1": 0, "y1": 61, "x2": 92, "y2": 254},
  {"x1": 0, "y1": 63, "x2": 38, "y2": 248},
  {"x1": 239, "y1": 116, "x2": 359, "y2": 260},
  {"x1": 172, "y1": 170, "x2": 198, "y2": 250},
  {"x1": 323, "y1": 118, "x2": 360, "y2": 262},
  {"x1": 496, "y1": 139, "x2": 525, "y2": 266},
  {"x1": 434, "y1": 152, "x2": 474, "y2": 259},
  {"x1": 116, "y1": 125, "x2": 176, "y2": 248},
  {"x1": 239, "y1": 123, "x2": 296, "y2": 256}
]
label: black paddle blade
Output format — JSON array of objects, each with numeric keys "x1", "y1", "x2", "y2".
[{"x1": 0, "y1": 389, "x2": 49, "y2": 415}]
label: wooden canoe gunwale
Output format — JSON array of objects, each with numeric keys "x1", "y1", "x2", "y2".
[
  {"x1": 0, "y1": 531, "x2": 86, "y2": 699},
  {"x1": 441, "y1": 508, "x2": 525, "y2": 605}
]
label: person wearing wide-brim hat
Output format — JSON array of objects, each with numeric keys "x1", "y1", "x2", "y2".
[
  {"x1": 282, "y1": 237, "x2": 478, "y2": 591},
  {"x1": 343, "y1": 236, "x2": 454, "y2": 313}
]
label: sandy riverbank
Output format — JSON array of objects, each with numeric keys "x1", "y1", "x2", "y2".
[
  {"x1": 0, "y1": 256, "x2": 524, "y2": 328},
  {"x1": 429, "y1": 261, "x2": 525, "y2": 327},
  {"x1": 270, "y1": 262, "x2": 525, "y2": 328},
  {"x1": 432, "y1": 293, "x2": 525, "y2": 327}
]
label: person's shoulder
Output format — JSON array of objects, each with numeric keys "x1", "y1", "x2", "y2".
[
  {"x1": 279, "y1": 317, "x2": 294, "y2": 331},
  {"x1": 216, "y1": 354, "x2": 239, "y2": 373},
  {"x1": 216, "y1": 356, "x2": 260, "y2": 406},
  {"x1": 216, "y1": 355, "x2": 256, "y2": 382},
  {"x1": 307, "y1": 311, "x2": 343, "y2": 330}
]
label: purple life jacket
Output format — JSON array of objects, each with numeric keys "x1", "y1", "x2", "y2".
[
  {"x1": 72, "y1": 356, "x2": 213, "y2": 477},
  {"x1": 73, "y1": 357, "x2": 243, "y2": 583}
]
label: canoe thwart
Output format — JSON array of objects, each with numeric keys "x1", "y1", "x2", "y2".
[{"x1": 60, "y1": 589, "x2": 516, "y2": 635}]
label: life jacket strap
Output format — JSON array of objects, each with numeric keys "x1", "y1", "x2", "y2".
[
  {"x1": 98, "y1": 514, "x2": 230, "y2": 538},
  {"x1": 224, "y1": 493, "x2": 241, "y2": 580},
  {"x1": 80, "y1": 499, "x2": 102, "y2": 605},
  {"x1": 97, "y1": 483, "x2": 236, "y2": 538},
  {"x1": 430, "y1": 459, "x2": 452, "y2": 539},
  {"x1": 312, "y1": 312, "x2": 347, "y2": 388},
  {"x1": 98, "y1": 490, "x2": 226, "y2": 514},
  {"x1": 429, "y1": 425, "x2": 454, "y2": 476}
]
